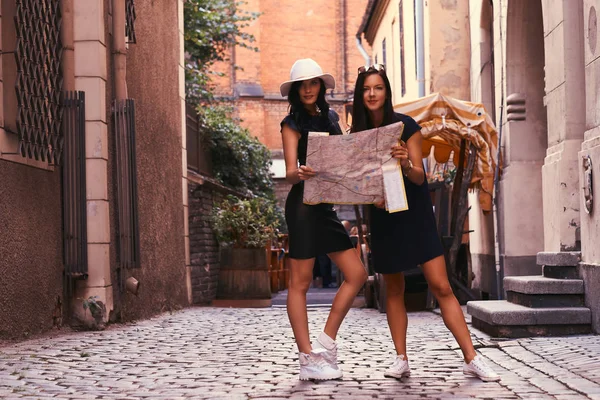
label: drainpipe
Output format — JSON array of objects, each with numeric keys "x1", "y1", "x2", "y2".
[
  {"x1": 341, "y1": 0, "x2": 347, "y2": 97},
  {"x1": 415, "y1": 0, "x2": 425, "y2": 97},
  {"x1": 356, "y1": 36, "x2": 371, "y2": 66},
  {"x1": 60, "y1": 0, "x2": 75, "y2": 91},
  {"x1": 493, "y1": 101, "x2": 504, "y2": 299},
  {"x1": 493, "y1": 0, "x2": 506, "y2": 300},
  {"x1": 112, "y1": 0, "x2": 127, "y2": 100}
]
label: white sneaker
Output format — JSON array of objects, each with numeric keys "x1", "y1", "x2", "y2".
[
  {"x1": 315, "y1": 332, "x2": 339, "y2": 369},
  {"x1": 463, "y1": 355, "x2": 501, "y2": 382},
  {"x1": 384, "y1": 355, "x2": 411, "y2": 379},
  {"x1": 299, "y1": 348, "x2": 343, "y2": 381}
]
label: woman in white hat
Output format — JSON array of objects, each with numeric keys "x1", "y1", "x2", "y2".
[{"x1": 280, "y1": 58, "x2": 367, "y2": 381}]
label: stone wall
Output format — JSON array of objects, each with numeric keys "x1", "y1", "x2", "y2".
[
  {"x1": 580, "y1": 0, "x2": 600, "y2": 333},
  {"x1": 188, "y1": 179, "x2": 236, "y2": 304}
]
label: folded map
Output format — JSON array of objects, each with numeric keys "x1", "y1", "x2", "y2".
[{"x1": 303, "y1": 121, "x2": 408, "y2": 212}]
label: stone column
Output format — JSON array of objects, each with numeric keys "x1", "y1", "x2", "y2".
[
  {"x1": 579, "y1": 0, "x2": 600, "y2": 333},
  {"x1": 541, "y1": 0, "x2": 586, "y2": 252},
  {"x1": 73, "y1": 0, "x2": 112, "y2": 324},
  {"x1": 178, "y1": 0, "x2": 192, "y2": 305},
  {"x1": 496, "y1": 0, "x2": 547, "y2": 278}
]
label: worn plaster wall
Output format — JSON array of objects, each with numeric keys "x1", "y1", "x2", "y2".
[
  {"x1": 0, "y1": 163, "x2": 63, "y2": 339},
  {"x1": 117, "y1": 0, "x2": 188, "y2": 319},
  {"x1": 426, "y1": 0, "x2": 471, "y2": 100}
]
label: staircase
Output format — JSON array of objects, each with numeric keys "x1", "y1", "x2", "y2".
[{"x1": 467, "y1": 252, "x2": 592, "y2": 338}]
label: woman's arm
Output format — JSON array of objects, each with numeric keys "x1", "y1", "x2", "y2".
[
  {"x1": 281, "y1": 124, "x2": 316, "y2": 185},
  {"x1": 390, "y1": 130, "x2": 425, "y2": 185}
]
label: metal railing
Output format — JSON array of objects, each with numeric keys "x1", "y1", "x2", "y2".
[
  {"x1": 113, "y1": 99, "x2": 140, "y2": 269},
  {"x1": 62, "y1": 91, "x2": 87, "y2": 279}
]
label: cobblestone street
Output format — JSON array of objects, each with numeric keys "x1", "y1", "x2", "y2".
[{"x1": 0, "y1": 306, "x2": 599, "y2": 399}]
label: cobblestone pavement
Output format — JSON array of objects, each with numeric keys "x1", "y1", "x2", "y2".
[{"x1": 1, "y1": 307, "x2": 599, "y2": 399}]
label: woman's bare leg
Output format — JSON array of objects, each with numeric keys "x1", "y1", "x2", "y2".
[
  {"x1": 421, "y1": 255, "x2": 477, "y2": 362},
  {"x1": 286, "y1": 257, "x2": 316, "y2": 354},
  {"x1": 384, "y1": 273, "x2": 409, "y2": 358},
  {"x1": 322, "y1": 249, "x2": 368, "y2": 340}
]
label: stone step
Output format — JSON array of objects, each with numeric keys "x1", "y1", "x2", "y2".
[
  {"x1": 467, "y1": 300, "x2": 591, "y2": 338},
  {"x1": 506, "y1": 291, "x2": 585, "y2": 308},
  {"x1": 543, "y1": 264, "x2": 579, "y2": 279},
  {"x1": 537, "y1": 251, "x2": 581, "y2": 267},
  {"x1": 504, "y1": 275, "x2": 584, "y2": 295}
]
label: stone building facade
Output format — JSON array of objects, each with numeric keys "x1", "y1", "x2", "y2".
[
  {"x1": 468, "y1": 0, "x2": 600, "y2": 333},
  {"x1": 360, "y1": 0, "x2": 600, "y2": 335},
  {"x1": 0, "y1": 0, "x2": 190, "y2": 338}
]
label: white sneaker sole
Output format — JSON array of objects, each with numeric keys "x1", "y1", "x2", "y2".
[
  {"x1": 299, "y1": 370, "x2": 343, "y2": 381},
  {"x1": 384, "y1": 370, "x2": 411, "y2": 379},
  {"x1": 463, "y1": 370, "x2": 500, "y2": 382}
]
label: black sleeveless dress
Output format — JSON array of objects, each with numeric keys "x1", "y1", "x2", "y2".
[
  {"x1": 369, "y1": 113, "x2": 444, "y2": 274},
  {"x1": 281, "y1": 110, "x2": 354, "y2": 260}
]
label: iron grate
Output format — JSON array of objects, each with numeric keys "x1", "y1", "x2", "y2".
[
  {"x1": 14, "y1": 0, "x2": 64, "y2": 164},
  {"x1": 62, "y1": 91, "x2": 87, "y2": 280},
  {"x1": 125, "y1": 0, "x2": 137, "y2": 44},
  {"x1": 113, "y1": 99, "x2": 140, "y2": 269}
]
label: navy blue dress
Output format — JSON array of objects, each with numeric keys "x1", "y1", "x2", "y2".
[
  {"x1": 369, "y1": 113, "x2": 444, "y2": 274},
  {"x1": 281, "y1": 109, "x2": 354, "y2": 260}
]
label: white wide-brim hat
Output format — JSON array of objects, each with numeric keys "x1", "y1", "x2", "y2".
[{"x1": 279, "y1": 58, "x2": 336, "y2": 97}]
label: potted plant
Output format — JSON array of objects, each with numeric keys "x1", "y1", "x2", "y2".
[{"x1": 211, "y1": 195, "x2": 280, "y2": 300}]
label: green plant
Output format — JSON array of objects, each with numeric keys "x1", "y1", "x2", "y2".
[
  {"x1": 428, "y1": 165, "x2": 457, "y2": 186},
  {"x1": 81, "y1": 296, "x2": 102, "y2": 318},
  {"x1": 199, "y1": 104, "x2": 275, "y2": 199},
  {"x1": 212, "y1": 195, "x2": 281, "y2": 248},
  {"x1": 443, "y1": 167, "x2": 457, "y2": 185},
  {"x1": 184, "y1": 0, "x2": 260, "y2": 100}
]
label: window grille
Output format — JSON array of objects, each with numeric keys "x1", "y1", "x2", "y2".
[
  {"x1": 125, "y1": 0, "x2": 137, "y2": 44},
  {"x1": 14, "y1": 0, "x2": 64, "y2": 164}
]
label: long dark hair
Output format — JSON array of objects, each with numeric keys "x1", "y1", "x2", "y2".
[
  {"x1": 350, "y1": 69, "x2": 395, "y2": 133},
  {"x1": 287, "y1": 78, "x2": 330, "y2": 127}
]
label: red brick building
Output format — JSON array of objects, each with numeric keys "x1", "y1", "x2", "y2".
[{"x1": 212, "y1": 0, "x2": 370, "y2": 205}]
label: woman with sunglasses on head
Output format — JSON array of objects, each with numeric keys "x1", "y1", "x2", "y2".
[
  {"x1": 351, "y1": 64, "x2": 500, "y2": 382},
  {"x1": 279, "y1": 58, "x2": 368, "y2": 381}
]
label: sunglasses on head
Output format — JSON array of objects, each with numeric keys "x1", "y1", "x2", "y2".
[{"x1": 357, "y1": 64, "x2": 386, "y2": 74}]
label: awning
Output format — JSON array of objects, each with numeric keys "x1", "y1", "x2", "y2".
[{"x1": 394, "y1": 93, "x2": 499, "y2": 211}]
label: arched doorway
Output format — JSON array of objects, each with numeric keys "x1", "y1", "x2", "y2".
[{"x1": 499, "y1": 0, "x2": 547, "y2": 277}]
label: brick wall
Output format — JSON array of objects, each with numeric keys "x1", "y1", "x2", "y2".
[
  {"x1": 214, "y1": 0, "x2": 371, "y2": 152},
  {"x1": 188, "y1": 182, "x2": 224, "y2": 304}
]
